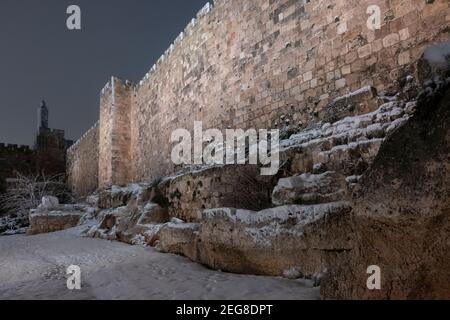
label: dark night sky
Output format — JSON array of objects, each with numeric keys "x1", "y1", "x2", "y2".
[{"x1": 0, "y1": 0, "x2": 208, "y2": 146}]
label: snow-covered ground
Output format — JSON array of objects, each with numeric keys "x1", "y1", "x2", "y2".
[{"x1": 0, "y1": 227, "x2": 320, "y2": 300}]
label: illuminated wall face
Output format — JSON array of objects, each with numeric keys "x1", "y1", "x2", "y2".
[{"x1": 68, "y1": 0, "x2": 450, "y2": 193}]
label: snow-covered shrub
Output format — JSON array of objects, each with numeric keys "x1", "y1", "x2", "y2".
[{"x1": 0, "y1": 173, "x2": 73, "y2": 235}]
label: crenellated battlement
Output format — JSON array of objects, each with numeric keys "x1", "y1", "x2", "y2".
[
  {"x1": 0, "y1": 143, "x2": 33, "y2": 154},
  {"x1": 98, "y1": 2, "x2": 215, "y2": 93},
  {"x1": 67, "y1": 121, "x2": 99, "y2": 154},
  {"x1": 100, "y1": 76, "x2": 135, "y2": 96},
  {"x1": 136, "y1": 1, "x2": 214, "y2": 88}
]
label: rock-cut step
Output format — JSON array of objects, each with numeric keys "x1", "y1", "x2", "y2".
[
  {"x1": 195, "y1": 201, "x2": 354, "y2": 278},
  {"x1": 272, "y1": 171, "x2": 348, "y2": 206},
  {"x1": 278, "y1": 99, "x2": 411, "y2": 177}
]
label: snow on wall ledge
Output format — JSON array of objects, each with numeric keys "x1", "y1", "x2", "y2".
[{"x1": 68, "y1": 0, "x2": 450, "y2": 193}]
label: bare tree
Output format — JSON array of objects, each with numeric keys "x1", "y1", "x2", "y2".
[{"x1": 0, "y1": 173, "x2": 72, "y2": 217}]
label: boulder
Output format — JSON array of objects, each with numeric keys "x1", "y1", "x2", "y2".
[
  {"x1": 157, "y1": 222, "x2": 200, "y2": 261},
  {"x1": 94, "y1": 206, "x2": 134, "y2": 241},
  {"x1": 87, "y1": 202, "x2": 169, "y2": 246},
  {"x1": 272, "y1": 172, "x2": 347, "y2": 206},
  {"x1": 137, "y1": 203, "x2": 170, "y2": 225},
  {"x1": 40, "y1": 196, "x2": 59, "y2": 210},
  {"x1": 197, "y1": 202, "x2": 353, "y2": 277},
  {"x1": 116, "y1": 203, "x2": 169, "y2": 245},
  {"x1": 98, "y1": 184, "x2": 151, "y2": 209},
  {"x1": 85, "y1": 194, "x2": 100, "y2": 207}
]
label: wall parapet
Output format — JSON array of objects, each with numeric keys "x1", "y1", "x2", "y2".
[
  {"x1": 137, "y1": 2, "x2": 214, "y2": 88},
  {"x1": 67, "y1": 121, "x2": 100, "y2": 155},
  {"x1": 0, "y1": 143, "x2": 33, "y2": 153}
]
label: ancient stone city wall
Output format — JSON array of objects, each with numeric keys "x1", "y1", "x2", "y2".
[
  {"x1": 67, "y1": 122, "x2": 99, "y2": 197},
  {"x1": 68, "y1": 0, "x2": 450, "y2": 195}
]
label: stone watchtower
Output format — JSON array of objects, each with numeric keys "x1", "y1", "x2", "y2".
[
  {"x1": 34, "y1": 100, "x2": 73, "y2": 176},
  {"x1": 0, "y1": 100, "x2": 73, "y2": 192},
  {"x1": 37, "y1": 100, "x2": 49, "y2": 133}
]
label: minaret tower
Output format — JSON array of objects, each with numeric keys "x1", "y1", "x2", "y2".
[{"x1": 37, "y1": 99, "x2": 49, "y2": 133}]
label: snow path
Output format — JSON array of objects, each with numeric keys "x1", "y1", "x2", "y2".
[{"x1": 0, "y1": 227, "x2": 320, "y2": 300}]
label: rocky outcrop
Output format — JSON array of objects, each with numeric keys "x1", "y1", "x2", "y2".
[
  {"x1": 279, "y1": 99, "x2": 410, "y2": 178},
  {"x1": 322, "y1": 80, "x2": 450, "y2": 299},
  {"x1": 272, "y1": 172, "x2": 347, "y2": 206},
  {"x1": 157, "y1": 221, "x2": 200, "y2": 260},
  {"x1": 197, "y1": 203, "x2": 353, "y2": 278},
  {"x1": 87, "y1": 201, "x2": 169, "y2": 245},
  {"x1": 98, "y1": 184, "x2": 150, "y2": 209},
  {"x1": 163, "y1": 165, "x2": 276, "y2": 222},
  {"x1": 321, "y1": 86, "x2": 378, "y2": 124},
  {"x1": 100, "y1": 201, "x2": 352, "y2": 279},
  {"x1": 137, "y1": 203, "x2": 170, "y2": 225},
  {"x1": 95, "y1": 165, "x2": 276, "y2": 224}
]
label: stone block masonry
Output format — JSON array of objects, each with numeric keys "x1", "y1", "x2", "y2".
[
  {"x1": 67, "y1": 0, "x2": 450, "y2": 195},
  {"x1": 99, "y1": 77, "x2": 133, "y2": 188},
  {"x1": 67, "y1": 122, "x2": 99, "y2": 197}
]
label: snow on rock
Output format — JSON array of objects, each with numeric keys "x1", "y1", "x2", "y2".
[
  {"x1": 418, "y1": 40, "x2": 450, "y2": 83},
  {"x1": 423, "y1": 41, "x2": 450, "y2": 67},
  {"x1": 280, "y1": 99, "x2": 408, "y2": 157},
  {"x1": 98, "y1": 183, "x2": 152, "y2": 209},
  {"x1": 322, "y1": 86, "x2": 378, "y2": 123},
  {"x1": 0, "y1": 211, "x2": 29, "y2": 236},
  {"x1": 283, "y1": 267, "x2": 304, "y2": 280},
  {"x1": 130, "y1": 234, "x2": 147, "y2": 247},
  {"x1": 1, "y1": 227, "x2": 28, "y2": 236},
  {"x1": 40, "y1": 196, "x2": 59, "y2": 210},
  {"x1": 197, "y1": 202, "x2": 354, "y2": 277},
  {"x1": 322, "y1": 82, "x2": 450, "y2": 299},
  {"x1": 272, "y1": 172, "x2": 348, "y2": 206},
  {"x1": 170, "y1": 217, "x2": 186, "y2": 224},
  {"x1": 85, "y1": 194, "x2": 100, "y2": 207},
  {"x1": 278, "y1": 101, "x2": 398, "y2": 176},
  {"x1": 81, "y1": 197, "x2": 352, "y2": 280}
]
